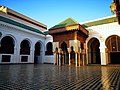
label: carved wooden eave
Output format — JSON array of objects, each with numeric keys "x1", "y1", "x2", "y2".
[{"x1": 49, "y1": 24, "x2": 88, "y2": 36}]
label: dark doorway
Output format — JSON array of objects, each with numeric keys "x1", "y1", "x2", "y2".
[
  {"x1": 0, "y1": 36, "x2": 14, "y2": 54},
  {"x1": 20, "y1": 40, "x2": 30, "y2": 55},
  {"x1": 0, "y1": 36, "x2": 15, "y2": 62},
  {"x1": 61, "y1": 42, "x2": 69, "y2": 64},
  {"x1": 34, "y1": 42, "x2": 41, "y2": 64},
  {"x1": 88, "y1": 38, "x2": 101, "y2": 64},
  {"x1": 45, "y1": 42, "x2": 53, "y2": 55},
  {"x1": 110, "y1": 52, "x2": 120, "y2": 64},
  {"x1": 106, "y1": 35, "x2": 120, "y2": 64},
  {"x1": 70, "y1": 46, "x2": 75, "y2": 65},
  {"x1": 20, "y1": 40, "x2": 30, "y2": 62}
]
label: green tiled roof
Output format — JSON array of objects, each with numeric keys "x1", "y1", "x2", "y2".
[
  {"x1": 49, "y1": 18, "x2": 79, "y2": 30},
  {"x1": 44, "y1": 31, "x2": 49, "y2": 35},
  {"x1": 82, "y1": 16, "x2": 118, "y2": 28},
  {"x1": 0, "y1": 16, "x2": 45, "y2": 35}
]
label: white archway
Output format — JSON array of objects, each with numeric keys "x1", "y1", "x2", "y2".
[
  {"x1": 20, "y1": 39, "x2": 31, "y2": 62},
  {"x1": 0, "y1": 35, "x2": 17, "y2": 63},
  {"x1": 105, "y1": 35, "x2": 120, "y2": 64},
  {"x1": 87, "y1": 37, "x2": 101, "y2": 64},
  {"x1": 34, "y1": 40, "x2": 45, "y2": 64}
]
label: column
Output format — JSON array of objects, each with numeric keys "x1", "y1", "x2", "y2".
[
  {"x1": 68, "y1": 48, "x2": 71, "y2": 65},
  {"x1": 75, "y1": 52, "x2": 78, "y2": 66},
  {"x1": 100, "y1": 46, "x2": 107, "y2": 65},
  {"x1": 54, "y1": 47, "x2": 59, "y2": 65},
  {"x1": 78, "y1": 52, "x2": 80, "y2": 66},
  {"x1": 82, "y1": 53, "x2": 85, "y2": 66},
  {"x1": 56, "y1": 53, "x2": 59, "y2": 65},
  {"x1": 59, "y1": 53, "x2": 61, "y2": 66},
  {"x1": 69, "y1": 53, "x2": 71, "y2": 65},
  {"x1": 54, "y1": 52, "x2": 56, "y2": 65},
  {"x1": 82, "y1": 49, "x2": 86, "y2": 66},
  {"x1": 13, "y1": 47, "x2": 17, "y2": 63},
  {"x1": 58, "y1": 49, "x2": 62, "y2": 66},
  {"x1": 62, "y1": 51, "x2": 64, "y2": 65},
  {"x1": 30, "y1": 44, "x2": 34, "y2": 63}
]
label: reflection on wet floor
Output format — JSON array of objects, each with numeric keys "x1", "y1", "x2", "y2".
[{"x1": 0, "y1": 64, "x2": 120, "y2": 90}]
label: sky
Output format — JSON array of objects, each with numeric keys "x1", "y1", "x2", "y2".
[{"x1": 1, "y1": 0, "x2": 113, "y2": 29}]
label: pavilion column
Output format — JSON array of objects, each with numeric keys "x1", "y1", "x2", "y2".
[
  {"x1": 58, "y1": 49, "x2": 62, "y2": 66},
  {"x1": 62, "y1": 51, "x2": 64, "y2": 65},
  {"x1": 64, "y1": 52, "x2": 66, "y2": 64},
  {"x1": 53, "y1": 42, "x2": 59, "y2": 65},
  {"x1": 53, "y1": 47, "x2": 59, "y2": 65},
  {"x1": 81, "y1": 49, "x2": 86, "y2": 66},
  {"x1": 53, "y1": 53, "x2": 56, "y2": 65},
  {"x1": 78, "y1": 52, "x2": 80, "y2": 66},
  {"x1": 68, "y1": 48, "x2": 71, "y2": 66},
  {"x1": 54, "y1": 52, "x2": 58, "y2": 65},
  {"x1": 59, "y1": 53, "x2": 61, "y2": 66},
  {"x1": 57, "y1": 53, "x2": 59, "y2": 65},
  {"x1": 82, "y1": 53, "x2": 85, "y2": 66},
  {"x1": 75, "y1": 52, "x2": 78, "y2": 66}
]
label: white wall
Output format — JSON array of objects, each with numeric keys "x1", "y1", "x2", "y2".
[
  {"x1": 86, "y1": 22, "x2": 120, "y2": 65},
  {"x1": 0, "y1": 20, "x2": 50, "y2": 64}
]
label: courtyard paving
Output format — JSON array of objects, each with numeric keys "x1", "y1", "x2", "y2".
[{"x1": 0, "y1": 64, "x2": 120, "y2": 90}]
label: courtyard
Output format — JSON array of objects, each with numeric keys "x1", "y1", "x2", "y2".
[{"x1": 0, "y1": 64, "x2": 120, "y2": 90}]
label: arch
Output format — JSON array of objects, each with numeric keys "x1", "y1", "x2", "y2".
[
  {"x1": 70, "y1": 46, "x2": 75, "y2": 65},
  {"x1": 45, "y1": 42, "x2": 53, "y2": 55},
  {"x1": 0, "y1": 34, "x2": 17, "y2": 47},
  {"x1": 87, "y1": 38, "x2": 101, "y2": 64},
  {"x1": 20, "y1": 40, "x2": 31, "y2": 55},
  {"x1": 60, "y1": 42, "x2": 69, "y2": 64},
  {"x1": 61, "y1": 42, "x2": 68, "y2": 52},
  {"x1": 20, "y1": 39, "x2": 31, "y2": 62},
  {"x1": 0, "y1": 36, "x2": 15, "y2": 54},
  {"x1": 20, "y1": 38, "x2": 32, "y2": 48},
  {"x1": 34, "y1": 42, "x2": 41, "y2": 64},
  {"x1": 34, "y1": 40, "x2": 44, "y2": 64},
  {"x1": 0, "y1": 36, "x2": 15, "y2": 62},
  {"x1": 105, "y1": 35, "x2": 120, "y2": 64}
]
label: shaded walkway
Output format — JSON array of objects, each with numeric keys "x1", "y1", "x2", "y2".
[{"x1": 0, "y1": 64, "x2": 120, "y2": 90}]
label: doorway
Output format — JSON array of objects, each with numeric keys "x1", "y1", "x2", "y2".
[
  {"x1": 106, "y1": 35, "x2": 120, "y2": 64},
  {"x1": 0, "y1": 36, "x2": 15, "y2": 62},
  {"x1": 61, "y1": 42, "x2": 69, "y2": 64},
  {"x1": 34, "y1": 42, "x2": 41, "y2": 64},
  {"x1": 88, "y1": 38, "x2": 101, "y2": 64}
]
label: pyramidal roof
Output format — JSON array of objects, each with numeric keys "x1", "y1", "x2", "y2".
[{"x1": 49, "y1": 18, "x2": 79, "y2": 30}]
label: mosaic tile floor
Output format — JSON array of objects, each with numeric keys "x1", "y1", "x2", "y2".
[{"x1": 0, "y1": 64, "x2": 120, "y2": 90}]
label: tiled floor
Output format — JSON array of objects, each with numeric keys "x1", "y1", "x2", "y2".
[{"x1": 0, "y1": 64, "x2": 120, "y2": 90}]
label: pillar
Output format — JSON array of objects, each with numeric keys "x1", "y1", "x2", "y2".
[
  {"x1": 100, "y1": 43, "x2": 107, "y2": 65},
  {"x1": 62, "y1": 51, "x2": 64, "y2": 65},
  {"x1": 68, "y1": 48, "x2": 71, "y2": 65},
  {"x1": 59, "y1": 53, "x2": 61, "y2": 66},
  {"x1": 78, "y1": 52, "x2": 80, "y2": 66},
  {"x1": 58, "y1": 49, "x2": 62, "y2": 66},
  {"x1": 54, "y1": 52, "x2": 57, "y2": 65},
  {"x1": 75, "y1": 52, "x2": 78, "y2": 66}
]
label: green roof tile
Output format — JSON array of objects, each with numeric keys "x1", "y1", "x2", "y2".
[
  {"x1": 44, "y1": 31, "x2": 49, "y2": 35},
  {"x1": 0, "y1": 16, "x2": 45, "y2": 35},
  {"x1": 49, "y1": 18, "x2": 79, "y2": 30},
  {"x1": 82, "y1": 16, "x2": 118, "y2": 28}
]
